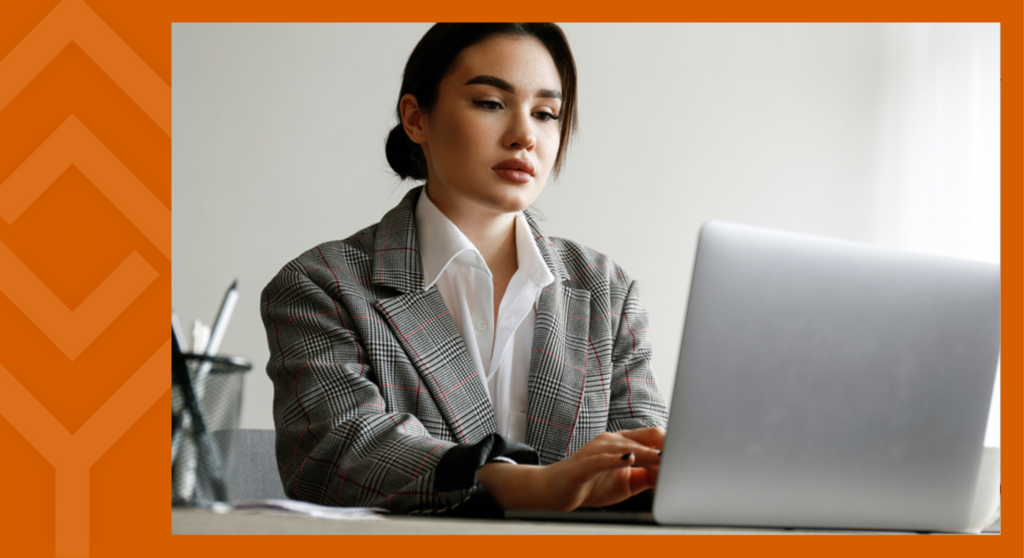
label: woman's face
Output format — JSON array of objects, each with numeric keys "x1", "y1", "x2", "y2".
[{"x1": 413, "y1": 35, "x2": 563, "y2": 219}]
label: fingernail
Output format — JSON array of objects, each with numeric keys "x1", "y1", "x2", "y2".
[{"x1": 621, "y1": 452, "x2": 633, "y2": 460}]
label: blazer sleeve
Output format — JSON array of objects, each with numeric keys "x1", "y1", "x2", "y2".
[
  {"x1": 607, "y1": 279, "x2": 670, "y2": 432},
  {"x1": 261, "y1": 269, "x2": 537, "y2": 514}
]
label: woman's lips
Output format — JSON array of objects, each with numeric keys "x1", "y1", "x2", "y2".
[
  {"x1": 493, "y1": 168, "x2": 533, "y2": 183},
  {"x1": 492, "y1": 159, "x2": 535, "y2": 183}
]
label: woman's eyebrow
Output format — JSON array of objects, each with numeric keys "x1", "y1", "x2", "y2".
[{"x1": 464, "y1": 75, "x2": 562, "y2": 100}]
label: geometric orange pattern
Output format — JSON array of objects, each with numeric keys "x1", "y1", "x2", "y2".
[
  {"x1": 0, "y1": 0, "x2": 170, "y2": 135},
  {"x1": 0, "y1": 114, "x2": 166, "y2": 359},
  {"x1": 0, "y1": 239, "x2": 156, "y2": 359},
  {"x1": 0, "y1": 0, "x2": 169, "y2": 556},
  {"x1": 0, "y1": 116, "x2": 171, "y2": 259},
  {"x1": 0, "y1": 341, "x2": 168, "y2": 557},
  {"x1": 0, "y1": 1, "x2": 1021, "y2": 558}
]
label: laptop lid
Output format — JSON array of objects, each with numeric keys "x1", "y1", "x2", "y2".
[{"x1": 652, "y1": 221, "x2": 1000, "y2": 532}]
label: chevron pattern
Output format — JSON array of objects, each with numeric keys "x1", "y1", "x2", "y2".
[{"x1": 0, "y1": 1, "x2": 170, "y2": 556}]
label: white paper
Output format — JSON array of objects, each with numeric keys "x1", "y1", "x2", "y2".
[{"x1": 229, "y1": 499, "x2": 386, "y2": 521}]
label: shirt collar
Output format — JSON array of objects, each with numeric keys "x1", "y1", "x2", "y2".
[
  {"x1": 513, "y1": 210, "x2": 556, "y2": 288},
  {"x1": 415, "y1": 188, "x2": 555, "y2": 290},
  {"x1": 416, "y1": 188, "x2": 479, "y2": 289}
]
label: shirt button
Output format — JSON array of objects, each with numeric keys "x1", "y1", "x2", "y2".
[{"x1": 476, "y1": 320, "x2": 487, "y2": 331}]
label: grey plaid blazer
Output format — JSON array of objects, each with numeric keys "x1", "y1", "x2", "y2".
[{"x1": 261, "y1": 186, "x2": 668, "y2": 513}]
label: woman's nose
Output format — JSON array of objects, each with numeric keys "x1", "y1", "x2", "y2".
[{"x1": 504, "y1": 111, "x2": 537, "y2": 152}]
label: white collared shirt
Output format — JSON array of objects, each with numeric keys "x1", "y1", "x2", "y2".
[{"x1": 415, "y1": 189, "x2": 555, "y2": 443}]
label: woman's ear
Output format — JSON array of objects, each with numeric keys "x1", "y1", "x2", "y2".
[{"x1": 400, "y1": 93, "x2": 428, "y2": 145}]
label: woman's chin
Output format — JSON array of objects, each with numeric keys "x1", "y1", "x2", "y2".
[
  {"x1": 432, "y1": 179, "x2": 545, "y2": 217},
  {"x1": 482, "y1": 191, "x2": 542, "y2": 215},
  {"x1": 487, "y1": 180, "x2": 545, "y2": 211}
]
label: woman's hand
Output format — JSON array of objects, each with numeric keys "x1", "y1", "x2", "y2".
[
  {"x1": 477, "y1": 427, "x2": 665, "y2": 512},
  {"x1": 541, "y1": 427, "x2": 664, "y2": 510}
]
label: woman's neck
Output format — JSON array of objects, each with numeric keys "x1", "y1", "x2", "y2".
[{"x1": 425, "y1": 186, "x2": 519, "y2": 280}]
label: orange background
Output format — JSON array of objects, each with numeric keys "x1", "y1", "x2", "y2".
[{"x1": 0, "y1": 1, "x2": 1018, "y2": 557}]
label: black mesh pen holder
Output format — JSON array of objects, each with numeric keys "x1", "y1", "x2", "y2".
[{"x1": 172, "y1": 352, "x2": 251, "y2": 506}]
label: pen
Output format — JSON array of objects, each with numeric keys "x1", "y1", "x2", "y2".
[
  {"x1": 192, "y1": 320, "x2": 210, "y2": 354},
  {"x1": 206, "y1": 279, "x2": 238, "y2": 358},
  {"x1": 173, "y1": 280, "x2": 238, "y2": 503},
  {"x1": 194, "y1": 280, "x2": 238, "y2": 404},
  {"x1": 171, "y1": 328, "x2": 228, "y2": 503}
]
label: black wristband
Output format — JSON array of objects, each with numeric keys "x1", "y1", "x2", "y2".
[{"x1": 434, "y1": 433, "x2": 538, "y2": 492}]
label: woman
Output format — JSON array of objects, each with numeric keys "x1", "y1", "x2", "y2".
[{"x1": 261, "y1": 23, "x2": 668, "y2": 515}]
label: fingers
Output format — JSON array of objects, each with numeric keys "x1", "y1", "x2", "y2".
[
  {"x1": 628, "y1": 466, "x2": 655, "y2": 494},
  {"x1": 582, "y1": 431, "x2": 662, "y2": 457},
  {"x1": 580, "y1": 450, "x2": 643, "y2": 474},
  {"x1": 573, "y1": 446, "x2": 659, "y2": 477},
  {"x1": 570, "y1": 431, "x2": 661, "y2": 470},
  {"x1": 617, "y1": 426, "x2": 666, "y2": 449},
  {"x1": 629, "y1": 445, "x2": 661, "y2": 467},
  {"x1": 556, "y1": 442, "x2": 662, "y2": 510},
  {"x1": 642, "y1": 464, "x2": 660, "y2": 486}
]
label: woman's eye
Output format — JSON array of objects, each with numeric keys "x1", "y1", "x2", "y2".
[
  {"x1": 534, "y1": 111, "x2": 560, "y2": 122},
  {"x1": 473, "y1": 100, "x2": 502, "y2": 111}
]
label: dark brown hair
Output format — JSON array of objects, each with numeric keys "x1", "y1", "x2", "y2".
[{"x1": 385, "y1": 23, "x2": 578, "y2": 181}]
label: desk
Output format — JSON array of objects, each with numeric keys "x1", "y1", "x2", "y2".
[{"x1": 172, "y1": 508, "x2": 928, "y2": 535}]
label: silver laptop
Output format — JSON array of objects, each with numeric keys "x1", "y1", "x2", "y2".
[{"x1": 652, "y1": 221, "x2": 1000, "y2": 532}]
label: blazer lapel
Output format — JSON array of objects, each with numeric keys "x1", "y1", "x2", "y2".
[
  {"x1": 527, "y1": 282, "x2": 592, "y2": 464},
  {"x1": 523, "y1": 211, "x2": 594, "y2": 464},
  {"x1": 375, "y1": 290, "x2": 496, "y2": 445},
  {"x1": 371, "y1": 187, "x2": 496, "y2": 445}
]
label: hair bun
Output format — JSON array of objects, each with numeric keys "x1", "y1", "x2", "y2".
[{"x1": 385, "y1": 124, "x2": 426, "y2": 181}]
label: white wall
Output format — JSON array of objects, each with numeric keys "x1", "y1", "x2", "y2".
[{"x1": 172, "y1": 23, "x2": 1000, "y2": 445}]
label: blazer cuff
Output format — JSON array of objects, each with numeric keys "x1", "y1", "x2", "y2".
[
  {"x1": 434, "y1": 433, "x2": 539, "y2": 492},
  {"x1": 433, "y1": 433, "x2": 539, "y2": 518}
]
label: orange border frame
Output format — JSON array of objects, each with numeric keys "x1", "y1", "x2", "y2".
[{"x1": 0, "y1": 1, "x2": 1018, "y2": 557}]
